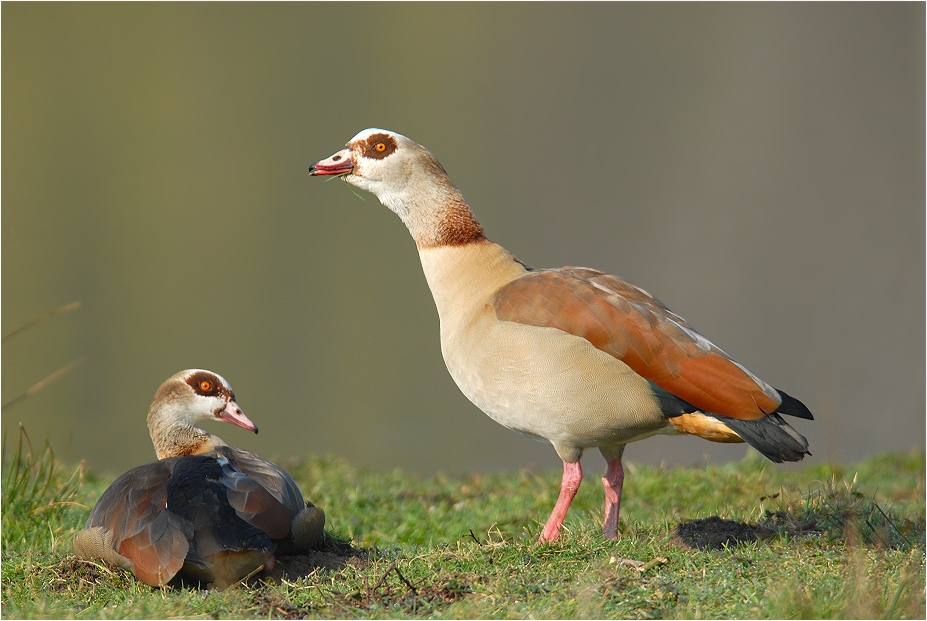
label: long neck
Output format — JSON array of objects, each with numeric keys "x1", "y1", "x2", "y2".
[
  {"x1": 369, "y1": 169, "x2": 486, "y2": 249},
  {"x1": 148, "y1": 407, "x2": 226, "y2": 460},
  {"x1": 374, "y1": 175, "x2": 526, "y2": 313},
  {"x1": 416, "y1": 196, "x2": 486, "y2": 249}
]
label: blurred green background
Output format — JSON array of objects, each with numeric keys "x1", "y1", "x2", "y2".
[{"x1": 3, "y1": 4, "x2": 924, "y2": 478}]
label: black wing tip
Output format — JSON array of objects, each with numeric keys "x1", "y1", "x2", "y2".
[{"x1": 776, "y1": 389, "x2": 814, "y2": 420}]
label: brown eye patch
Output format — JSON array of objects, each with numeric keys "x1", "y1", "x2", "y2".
[
  {"x1": 187, "y1": 371, "x2": 224, "y2": 397},
  {"x1": 364, "y1": 133, "x2": 397, "y2": 160}
]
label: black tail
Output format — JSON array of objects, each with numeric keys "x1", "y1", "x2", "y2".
[{"x1": 709, "y1": 412, "x2": 811, "y2": 463}]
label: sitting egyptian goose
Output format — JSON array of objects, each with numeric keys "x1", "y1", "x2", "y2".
[
  {"x1": 309, "y1": 129, "x2": 813, "y2": 543},
  {"x1": 72, "y1": 369, "x2": 324, "y2": 588}
]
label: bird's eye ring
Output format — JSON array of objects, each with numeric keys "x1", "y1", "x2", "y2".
[
  {"x1": 200, "y1": 380, "x2": 213, "y2": 392},
  {"x1": 375, "y1": 142, "x2": 387, "y2": 153}
]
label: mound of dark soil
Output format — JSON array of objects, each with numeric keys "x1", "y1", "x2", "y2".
[
  {"x1": 265, "y1": 536, "x2": 367, "y2": 582},
  {"x1": 674, "y1": 516, "x2": 775, "y2": 550}
]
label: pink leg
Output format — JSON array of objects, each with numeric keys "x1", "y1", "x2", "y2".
[
  {"x1": 540, "y1": 461, "x2": 583, "y2": 542},
  {"x1": 602, "y1": 457, "x2": 624, "y2": 540}
]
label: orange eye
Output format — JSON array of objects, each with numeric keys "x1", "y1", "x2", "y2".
[
  {"x1": 200, "y1": 380, "x2": 213, "y2": 392},
  {"x1": 375, "y1": 142, "x2": 387, "y2": 153}
]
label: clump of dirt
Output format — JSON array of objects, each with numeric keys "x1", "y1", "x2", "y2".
[
  {"x1": 249, "y1": 592, "x2": 298, "y2": 619},
  {"x1": 343, "y1": 563, "x2": 484, "y2": 616},
  {"x1": 252, "y1": 555, "x2": 482, "y2": 618},
  {"x1": 264, "y1": 536, "x2": 368, "y2": 582},
  {"x1": 54, "y1": 556, "x2": 134, "y2": 592},
  {"x1": 674, "y1": 516, "x2": 775, "y2": 550},
  {"x1": 366, "y1": 567, "x2": 481, "y2": 609},
  {"x1": 415, "y1": 579, "x2": 478, "y2": 605}
]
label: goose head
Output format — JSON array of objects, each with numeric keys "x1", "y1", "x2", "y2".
[
  {"x1": 309, "y1": 128, "x2": 483, "y2": 247},
  {"x1": 147, "y1": 369, "x2": 257, "y2": 460}
]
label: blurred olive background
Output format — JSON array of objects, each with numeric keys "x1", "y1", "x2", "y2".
[{"x1": 3, "y1": 4, "x2": 923, "y2": 478}]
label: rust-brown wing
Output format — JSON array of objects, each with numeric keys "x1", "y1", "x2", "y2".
[
  {"x1": 217, "y1": 447, "x2": 304, "y2": 540},
  {"x1": 84, "y1": 461, "x2": 191, "y2": 586},
  {"x1": 492, "y1": 267, "x2": 784, "y2": 421}
]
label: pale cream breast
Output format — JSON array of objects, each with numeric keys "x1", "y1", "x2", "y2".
[{"x1": 418, "y1": 243, "x2": 671, "y2": 450}]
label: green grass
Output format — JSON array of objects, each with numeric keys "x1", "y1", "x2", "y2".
[{"x1": 2, "y1": 426, "x2": 924, "y2": 619}]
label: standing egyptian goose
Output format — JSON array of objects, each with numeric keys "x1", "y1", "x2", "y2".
[
  {"x1": 309, "y1": 129, "x2": 813, "y2": 543},
  {"x1": 72, "y1": 369, "x2": 325, "y2": 589}
]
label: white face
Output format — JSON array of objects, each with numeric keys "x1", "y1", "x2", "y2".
[
  {"x1": 168, "y1": 369, "x2": 257, "y2": 433},
  {"x1": 308, "y1": 129, "x2": 462, "y2": 245},
  {"x1": 309, "y1": 128, "x2": 422, "y2": 199},
  {"x1": 343, "y1": 129, "x2": 414, "y2": 194}
]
